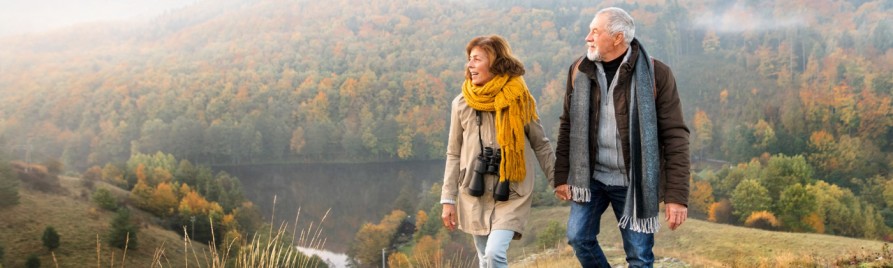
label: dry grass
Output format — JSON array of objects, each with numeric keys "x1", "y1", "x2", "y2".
[
  {"x1": 510, "y1": 206, "x2": 890, "y2": 267},
  {"x1": 0, "y1": 176, "x2": 206, "y2": 267},
  {"x1": 0, "y1": 175, "x2": 332, "y2": 267}
]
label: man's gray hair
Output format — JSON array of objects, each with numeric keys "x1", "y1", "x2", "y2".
[{"x1": 595, "y1": 7, "x2": 635, "y2": 45}]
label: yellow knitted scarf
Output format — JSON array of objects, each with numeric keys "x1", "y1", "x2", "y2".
[{"x1": 462, "y1": 75, "x2": 538, "y2": 183}]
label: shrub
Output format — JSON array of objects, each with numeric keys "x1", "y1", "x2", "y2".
[
  {"x1": 537, "y1": 220, "x2": 566, "y2": 249},
  {"x1": 744, "y1": 211, "x2": 781, "y2": 230},
  {"x1": 92, "y1": 188, "x2": 118, "y2": 211},
  {"x1": 25, "y1": 254, "x2": 40, "y2": 268}
]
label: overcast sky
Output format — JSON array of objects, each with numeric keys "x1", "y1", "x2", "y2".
[{"x1": 0, "y1": 0, "x2": 198, "y2": 36}]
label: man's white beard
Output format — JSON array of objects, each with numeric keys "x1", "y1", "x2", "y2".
[{"x1": 587, "y1": 48, "x2": 601, "y2": 61}]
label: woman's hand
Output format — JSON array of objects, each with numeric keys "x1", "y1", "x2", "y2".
[
  {"x1": 442, "y1": 204, "x2": 457, "y2": 231},
  {"x1": 554, "y1": 184, "x2": 571, "y2": 201}
]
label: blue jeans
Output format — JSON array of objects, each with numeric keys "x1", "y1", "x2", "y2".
[
  {"x1": 567, "y1": 181, "x2": 654, "y2": 268},
  {"x1": 472, "y1": 229, "x2": 514, "y2": 268}
]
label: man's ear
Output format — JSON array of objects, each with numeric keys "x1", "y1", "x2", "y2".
[{"x1": 613, "y1": 33, "x2": 624, "y2": 46}]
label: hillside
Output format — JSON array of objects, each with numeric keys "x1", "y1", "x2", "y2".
[
  {"x1": 0, "y1": 176, "x2": 210, "y2": 267},
  {"x1": 511, "y1": 206, "x2": 889, "y2": 267}
]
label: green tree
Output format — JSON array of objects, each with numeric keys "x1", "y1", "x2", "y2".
[
  {"x1": 730, "y1": 179, "x2": 772, "y2": 222},
  {"x1": 778, "y1": 183, "x2": 817, "y2": 232},
  {"x1": 108, "y1": 208, "x2": 138, "y2": 249},
  {"x1": 762, "y1": 154, "x2": 813, "y2": 202},
  {"x1": 42, "y1": 226, "x2": 60, "y2": 250}
]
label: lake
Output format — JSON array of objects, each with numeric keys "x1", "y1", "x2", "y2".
[{"x1": 218, "y1": 160, "x2": 444, "y2": 255}]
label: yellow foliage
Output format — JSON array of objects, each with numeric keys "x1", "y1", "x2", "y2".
[
  {"x1": 415, "y1": 210, "x2": 428, "y2": 231},
  {"x1": 388, "y1": 252, "x2": 412, "y2": 268}
]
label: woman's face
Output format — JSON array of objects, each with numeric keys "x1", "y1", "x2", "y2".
[{"x1": 467, "y1": 46, "x2": 494, "y2": 86}]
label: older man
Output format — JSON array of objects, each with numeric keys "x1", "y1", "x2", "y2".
[{"x1": 552, "y1": 7, "x2": 691, "y2": 267}]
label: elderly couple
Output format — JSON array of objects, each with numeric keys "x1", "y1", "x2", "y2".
[{"x1": 439, "y1": 7, "x2": 691, "y2": 268}]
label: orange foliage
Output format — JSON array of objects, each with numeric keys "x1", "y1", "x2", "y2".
[
  {"x1": 689, "y1": 180, "x2": 715, "y2": 215},
  {"x1": 178, "y1": 190, "x2": 223, "y2": 217},
  {"x1": 803, "y1": 212, "x2": 825, "y2": 234},
  {"x1": 744, "y1": 211, "x2": 781, "y2": 230},
  {"x1": 149, "y1": 182, "x2": 179, "y2": 217},
  {"x1": 708, "y1": 199, "x2": 732, "y2": 224}
]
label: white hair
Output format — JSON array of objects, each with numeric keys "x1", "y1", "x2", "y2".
[{"x1": 594, "y1": 7, "x2": 635, "y2": 45}]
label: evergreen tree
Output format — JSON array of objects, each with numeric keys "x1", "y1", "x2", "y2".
[
  {"x1": 108, "y1": 208, "x2": 138, "y2": 249},
  {"x1": 42, "y1": 226, "x2": 60, "y2": 250}
]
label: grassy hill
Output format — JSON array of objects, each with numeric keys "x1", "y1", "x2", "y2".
[
  {"x1": 509, "y1": 206, "x2": 890, "y2": 267},
  {"x1": 0, "y1": 176, "x2": 211, "y2": 267}
]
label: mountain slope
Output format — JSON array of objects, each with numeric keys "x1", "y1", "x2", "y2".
[{"x1": 0, "y1": 176, "x2": 210, "y2": 267}]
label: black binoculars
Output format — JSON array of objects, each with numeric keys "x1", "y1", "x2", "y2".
[{"x1": 468, "y1": 147, "x2": 510, "y2": 201}]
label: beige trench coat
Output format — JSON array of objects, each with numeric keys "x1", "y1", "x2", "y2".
[{"x1": 441, "y1": 95, "x2": 555, "y2": 239}]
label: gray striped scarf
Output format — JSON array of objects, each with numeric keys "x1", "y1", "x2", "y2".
[{"x1": 568, "y1": 40, "x2": 661, "y2": 233}]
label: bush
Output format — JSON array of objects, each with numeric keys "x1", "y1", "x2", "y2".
[
  {"x1": 92, "y1": 188, "x2": 118, "y2": 211},
  {"x1": 42, "y1": 226, "x2": 60, "y2": 250},
  {"x1": 537, "y1": 221, "x2": 566, "y2": 249},
  {"x1": 25, "y1": 254, "x2": 40, "y2": 268}
]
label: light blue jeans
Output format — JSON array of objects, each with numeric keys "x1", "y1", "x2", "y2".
[{"x1": 472, "y1": 229, "x2": 514, "y2": 268}]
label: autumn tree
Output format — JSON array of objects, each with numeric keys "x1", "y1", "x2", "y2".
[
  {"x1": 689, "y1": 179, "x2": 715, "y2": 216},
  {"x1": 691, "y1": 109, "x2": 713, "y2": 159},
  {"x1": 349, "y1": 210, "x2": 408, "y2": 266},
  {"x1": 708, "y1": 199, "x2": 733, "y2": 224},
  {"x1": 148, "y1": 182, "x2": 179, "y2": 217}
]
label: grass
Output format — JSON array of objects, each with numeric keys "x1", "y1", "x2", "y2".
[
  {"x1": 0, "y1": 176, "x2": 207, "y2": 267},
  {"x1": 1, "y1": 175, "x2": 331, "y2": 268},
  {"x1": 510, "y1": 206, "x2": 890, "y2": 267}
]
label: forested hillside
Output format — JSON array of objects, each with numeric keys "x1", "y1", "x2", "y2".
[{"x1": 1, "y1": 0, "x2": 892, "y2": 244}]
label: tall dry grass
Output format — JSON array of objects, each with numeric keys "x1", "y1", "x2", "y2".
[{"x1": 92, "y1": 201, "x2": 331, "y2": 267}]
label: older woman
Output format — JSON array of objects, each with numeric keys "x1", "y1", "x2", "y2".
[{"x1": 440, "y1": 35, "x2": 555, "y2": 268}]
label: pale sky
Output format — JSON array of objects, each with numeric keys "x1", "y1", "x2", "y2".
[{"x1": 0, "y1": 0, "x2": 198, "y2": 36}]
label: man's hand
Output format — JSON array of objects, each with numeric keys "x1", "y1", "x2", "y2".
[
  {"x1": 554, "y1": 184, "x2": 571, "y2": 201},
  {"x1": 665, "y1": 203, "x2": 688, "y2": 231},
  {"x1": 442, "y1": 204, "x2": 457, "y2": 231}
]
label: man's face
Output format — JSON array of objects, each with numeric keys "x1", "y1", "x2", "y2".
[{"x1": 586, "y1": 14, "x2": 619, "y2": 62}]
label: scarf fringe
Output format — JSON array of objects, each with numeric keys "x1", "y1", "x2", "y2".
[
  {"x1": 618, "y1": 215, "x2": 660, "y2": 234},
  {"x1": 569, "y1": 185, "x2": 591, "y2": 202}
]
